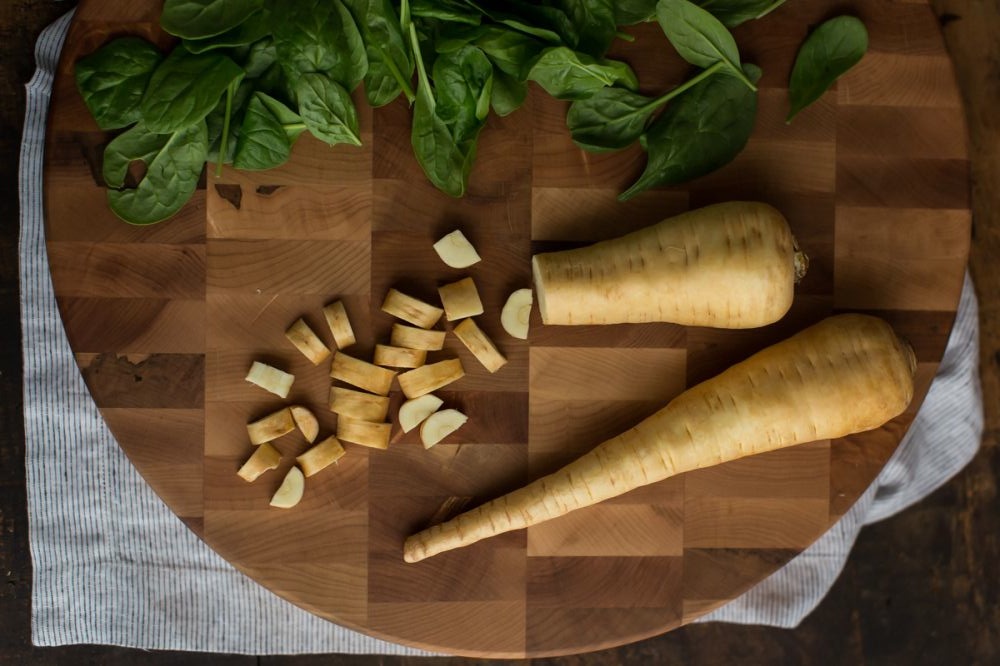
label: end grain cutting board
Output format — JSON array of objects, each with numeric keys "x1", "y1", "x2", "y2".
[{"x1": 43, "y1": 0, "x2": 970, "y2": 657}]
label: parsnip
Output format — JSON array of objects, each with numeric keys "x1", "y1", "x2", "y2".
[
  {"x1": 270, "y1": 466, "x2": 305, "y2": 508},
  {"x1": 329, "y1": 386, "x2": 391, "y2": 422},
  {"x1": 330, "y1": 351, "x2": 397, "y2": 396},
  {"x1": 500, "y1": 289, "x2": 533, "y2": 340},
  {"x1": 420, "y1": 409, "x2": 468, "y2": 449},
  {"x1": 433, "y1": 230, "x2": 482, "y2": 268},
  {"x1": 398, "y1": 394, "x2": 444, "y2": 433},
  {"x1": 247, "y1": 407, "x2": 296, "y2": 445},
  {"x1": 381, "y1": 288, "x2": 444, "y2": 329},
  {"x1": 297, "y1": 436, "x2": 346, "y2": 476},
  {"x1": 323, "y1": 300, "x2": 356, "y2": 349},
  {"x1": 237, "y1": 442, "x2": 281, "y2": 482},
  {"x1": 289, "y1": 405, "x2": 320, "y2": 443},
  {"x1": 245, "y1": 361, "x2": 294, "y2": 398},
  {"x1": 404, "y1": 314, "x2": 915, "y2": 563},
  {"x1": 374, "y1": 344, "x2": 427, "y2": 369},
  {"x1": 285, "y1": 318, "x2": 331, "y2": 365},
  {"x1": 390, "y1": 323, "x2": 446, "y2": 351},
  {"x1": 337, "y1": 416, "x2": 392, "y2": 450},
  {"x1": 397, "y1": 359, "x2": 465, "y2": 399},
  {"x1": 453, "y1": 319, "x2": 507, "y2": 373},
  {"x1": 438, "y1": 277, "x2": 484, "y2": 321},
  {"x1": 531, "y1": 202, "x2": 808, "y2": 328}
]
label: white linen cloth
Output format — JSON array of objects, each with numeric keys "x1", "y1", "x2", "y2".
[{"x1": 20, "y1": 11, "x2": 983, "y2": 654}]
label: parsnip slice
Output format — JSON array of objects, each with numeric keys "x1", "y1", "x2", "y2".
[
  {"x1": 337, "y1": 416, "x2": 391, "y2": 450},
  {"x1": 390, "y1": 323, "x2": 446, "y2": 351},
  {"x1": 453, "y1": 319, "x2": 507, "y2": 373},
  {"x1": 247, "y1": 407, "x2": 296, "y2": 445},
  {"x1": 323, "y1": 300, "x2": 356, "y2": 349},
  {"x1": 245, "y1": 361, "x2": 294, "y2": 399},
  {"x1": 237, "y1": 442, "x2": 281, "y2": 482},
  {"x1": 270, "y1": 466, "x2": 305, "y2": 508},
  {"x1": 501, "y1": 288, "x2": 533, "y2": 340},
  {"x1": 420, "y1": 409, "x2": 468, "y2": 449},
  {"x1": 381, "y1": 288, "x2": 443, "y2": 329},
  {"x1": 289, "y1": 405, "x2": 319, "y2": 443},
  {"x1": 398, "y1": 394, "x2": 444, "y2": 433},
  {"x1": 329, "y1": 386, "x2": 391, "y2": 422},
  {"x1": 330, "y1": 351, "x2": 397, "y2": 396},
  {"x1": 397, "y1": 359, "x2": 465, "y2": 399},
  {"x1": 285, "y1": 318, "x2": 331, "y2": 365},
  {"x1": 438, "y1": 277, "x2": 484, "y2": 321},
  {"x1": 433, "y1": 230, "x2": 481, "y2": 268},
  {"x1": 296, "y1": 436, "x2": 346, "y2": 477},
  {"x1": 374, "y1": 344, "x2": 427, "y2": 369}
]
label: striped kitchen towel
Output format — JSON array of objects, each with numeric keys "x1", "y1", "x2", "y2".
[{"x1": 20, "y1": 10, "x2": 983, "y2": 655}]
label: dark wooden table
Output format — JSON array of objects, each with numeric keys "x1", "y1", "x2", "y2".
[{"x1": 2, "y1": 1, "x2": 997, "y2": 663}]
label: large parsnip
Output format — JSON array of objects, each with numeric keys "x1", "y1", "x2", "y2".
[
  {"x1": 404, "y1": 314, "x2": 915, "y2": 563},
  {"x1": 531, "y1": 202, "x2": 808, "y2": 328}
]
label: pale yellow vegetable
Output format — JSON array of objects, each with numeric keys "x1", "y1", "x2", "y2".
[
  {"x1": 531, "y1": 202, "x2": 808, "y2": 328},
  {"x1": 453, "y1": 318, "x2": 507, "y2": 373},
  {"x1": 323, "y1": 300, "x2": 356, "y2": 349},
  {"x1": 433, "y1": 230, "x2": 482, "y2": 268},
  {"x1": 246, "y1": 407, "x2": 296, "y2": 445},
  {"x1": 420, "y1": 408, "x2": 468, "y2": 449},
  {"x1": 285, "y1": 318, "x2": 331, "y2": 365},
  {"x1": 245, "y1": 361, "x2": 294, "y2": 398},
  {"x1": 381, "y1": 288, "x2": 444, "y2": 329},
  {"x1": 438, "y1": 277, "x2": 484, "y2": 321},
  {"x1": 329, "y1": 386, "x2": 391, "y2": 422},
  {"x1": 397, "y1": 359, "x2": 465, "y2": 399},
  {"x1": 500, "y1": 288, "x2": 533, "y2": 340},
  {"x1": 398, "y1": 394, "x2": 444, "y2": 433},
  {"x1": 237, "y1": 443, "x2": 281, "y2": 482},
  {"x1": 297, "y1": 436, "x2": 346, "y2": 477},
  {"x1": 270, "y1": 466, "x2": 305, "y2": 508},
  {"x1": 404, "y1": 314, "x2": 915, "y2": 563},
  {"x1": 337, "y1": 416, "x2": 392, "y2": 450},
  {"x1": 330, "y1": 351, "x2": 397, "y2": 396},
  {"x1": 374, "y1": 344, "x2": 427, "y2": 369},
  {"x1": 390, "y1": 323, "x2": 447, "y2": 351},
  {"x1": 289, "y1": 405, "x2": 319, "y2": 443}
]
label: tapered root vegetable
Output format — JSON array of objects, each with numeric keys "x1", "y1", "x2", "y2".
[
  {"x1": 501, "y1": 288, "x2": 533, "y2": 340},
  {"x1": 247, "y1": 407, "x2": 296, "y2": 445},
  {"x1": 420, "y1": 409, "x2": 468, "y2": 449},
  {"x1": 438, "y1": 277, "x2": 484, "y2": 321},
  {"x1": 453, "y1": 319, "x2": 507, "y2": 373},
  {"x1": 398, "y1": 359, "x2": 465, "y2": 399},
  {"x1": 390, "y1": 323, "x2": 447, "y2": 351},
  {"x1": 531, "y1": 202, "x2": 808, "y2": 328},
  {"x1": 337, "y1": 416, "x2": 392, "y2": 450},
  {"x1": 433, "y1": 230, "x2": 482, "y2": 268},
  {"x1": 382, "y1": 288, "x2": 444, "y2": 329},
  {"x1": 329, "y1": 386, "x2": 391, "y2": 422},
  {"x1": 403, "y1": 314, "x2": 915, "y2": 563},
  {"x1": 289, "y1": 405, "x2": 320, "y2": 443},
  {"x1": 323, "y1": 300, "x2": 356, "y2": 349},
  {"x1": 245, "y1": 361, "x2": 294, "y2": 398},
  {"x1": 398, "y1": 394, "x2": 444, "y2": 433},
  {"x1": 297, "y1": 436, "x2": 346, "y2": 476},
  {"x1": 237, "y1": 443, "x2": 281, "y2": 482},
  {"x1": 270, "y1": 466, "x2": 305, "y2": 508},
  {"x1": 285, "y1": 318, "x2": 331, "y2": 365},
  {"x1": 374, "y1": 344, "x2": 427, "y2": 369},
  {"x1": 330, "y1": 351, "x2": 397, "y2": 396}
]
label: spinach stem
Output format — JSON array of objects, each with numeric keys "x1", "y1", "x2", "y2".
[
  {"x1": 615, "y1": 30, "x2": 636, "y2": 43},
  {"x1": 216, "y1": 80, "x2": 236, "y2": 177},
  {"x1": 646, "y1": 60, "x2": 726, "y2": 111},
  {"x1": 284, "y1": 123, "x2": 307, "y2": 131},
  {"x1": 379, "y1": 45, "x2": 417, "y2": 104},
  {"x1": 755, "y1": 0, "x2": 787, "y2": 20},
  {"x1": 408, "y1": 22, "x2": 435, "y2": 110}
]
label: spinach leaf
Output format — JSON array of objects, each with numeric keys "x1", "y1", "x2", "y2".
[
  {"x1": 553, "y1": 0, "x2": 617, "y2": 57},
  {"x1": 434, "y1": 45, "x2": 494, "y2": 136},
  {"x1": 242, "y1": 38, "x2": 277, "y2": 78},
  {"x1": 619, "y1": 63, "x2": 761, "y2": 200},
  {"x1": 614, "y1": 0, "x2": 658, "y2": 25},
  {"x1": 490, "y1": 67, "x2": 527, "y2": 116},
  {"x1": 140, "y1": 49, "x2": 244, "y2": 133},
  {"x1": 527, "y1": 46, "x2": 638, "y2": 99},
  {"x1": 294, "y1": 72, "x2": 362, "y2": 147},
  {"x1": 344, "y1": 0, "x2": 415, "y2": 106},
  {"x1": 75, "y1": 37, "x2": 163, "y2": 130},
  {"x1": 161, "y1": 0, "x2": 264, "y2": 40},
  {"x1": 697, "y1": 0, "x2": 787, "y2": 27},
  {"x1": 787, "y1": 16, "x2": 868, "y2": 122},
  {"x1": 181, "y1": 8, "x2": 271, "y2": 54},
  {"x1": 439, "y1": 25, "x2": 544, "y2": 80},
  {"x1": 566, "y1": 60, "x2": 726, "y2": 151},
  {"x1": 656, "y1": 0, "x2": 756, "y2": 90},
  {"x1": 463, "y1": 0, "x2": 573, "y2": 46},
  {"x1": 206, "y1": 79, "x2": 254, "y2": 164},
  {"x1": 272, "y1": 0, "x2": 368, "y2": 90},
  {"x1": 102, "y1": 121, "x2": 208, "y2": 225},
  {"x1": 411, "y1": 0, "x2": 482, "y2": 25},
  {"x1": 233, "y1": 93, "x2": 305, "y2": 170}
]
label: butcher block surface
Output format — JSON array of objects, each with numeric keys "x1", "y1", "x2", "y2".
[{"x1": 43, "y1": 0, "x2": 970, "y2": 657}]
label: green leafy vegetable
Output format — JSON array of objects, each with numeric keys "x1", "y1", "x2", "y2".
[
  {"x1": 181, "y1": 8, "x2": 271, "y2": 54},
  {"x1": 614, "y1": 0, "x2": 658, "y2": 25},
  {"x1": 140, "y1": 49, "x2": 244, "y2": 133},
  {"x1": 697, "y1": 0, "x2": 787, "y2": 27},
  {"x1": 469, "y1": 26, "x2": 544, "y2": 79},
  {"x1": 233, "y1": 93, "x2": 305, "y2": 170},
  {"x1": 656, "y1": 0, "x2": 756, "y2": 90},
  {"x1": 345, "y1": 0, "x2": 415, "y2": 106},
  {"x1": 787, "y1": 16, "x2": 868, "y2": 122},
  {"x1": 102, "y1": 121, "x2": 208, "y2": 225},
  {"x1": 490, "y1": 68, "x2": 528, "y2": 116},
  {"x1": 620, "y1": 63, "x2": 761, "y2": 200},
  {"x1": 272, "y1": 0, "x2": 368, "y2": 90},
  {"x1": 160, "y1": 0, "x2": 264, "y2": 40},
  {"x1": 294, "y1": 72, "x2": 362, "y2": 147},
  {"x1": 411, "y1": 0, "x2": 482, "y2": 25},
  {"x1": 527, "y1": 46, "x2": 638, "y2": 99},
  {"x1": 554, "y1": 0, "x2": 617, "y2": 57},
  {"x1": 74, "y1": 37, "x2": 163, "y2": 130}
]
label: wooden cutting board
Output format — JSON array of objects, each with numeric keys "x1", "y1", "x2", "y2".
[{"x1": 43, "y1": 0, "x2": 970, "y2": 657}]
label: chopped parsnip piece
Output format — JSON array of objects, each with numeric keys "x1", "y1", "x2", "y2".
[
  {"x1": 381, "y1": 288, "x2": 443, "y2": 329},
  {"x1": 296, "y1": 436, "x2": 346, "y2": 477},
  {"x1": 501, "y1": 288, "x2": 533, "y2": 340},
  {"x1": 397, "y1": 359, "x2": 465, "y2": 399},
  {"x1": 329, "y1": 386, "x2": 390, "y2": 422},
  {"x1": 398, "y1": 394, "x2": 444, "y2": 433},
  {"x1": 453, "y1": 318, "x2": 508, "y2": 373},
  {"x1": 438, "y1": 277, "x2": 484, "y2": 321},
  {"x1": 245, "y1": 361, "x2": 294, "y2": 398},
  {"x1": 247, "y1": 407, "x2": 296, "y2": 445},
  {"x1": 420, "y1": 409, "x2": 468, "y2": 449},
  {"x1": 289, "y1": 405, "x2": 320, "y2": 443},
  {"x1": 390, "y1": 323, "x2": 446, "y2": 351},
  {"x1": 374, "y1": 344, "x2": 427, "y2": 369},
  {"x1": 433, "y1": 230, "x2": 482, "y2": 268},
  {"x1": 270, "y1": 466, "x2": 305, "y2": 508},
  {"x1": 237, "y1": 442, "x2": 281, "y2": 482},
  {"x1": 337, "y1": 416, "x2": 391, "y2": 450},
  {"x1": 323, "y1": 300, "x2": 356, "y2": 349},
  {"x1": 285, "y1": 318, "x2": 331, "y2": 365},
  {"x1": 330, "y1": 351, "x2": 397, "y2": 396}
]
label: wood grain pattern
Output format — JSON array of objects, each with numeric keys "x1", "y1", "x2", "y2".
[{"x1": 42, "y1": 0, "x2": 971, "y2": 657}]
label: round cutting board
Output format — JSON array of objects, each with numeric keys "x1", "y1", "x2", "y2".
[{"x1": 44, "y1": 0, "x2": 970, "y2": 657}]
